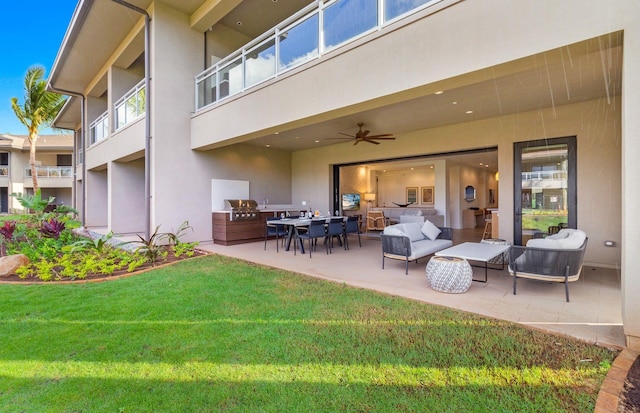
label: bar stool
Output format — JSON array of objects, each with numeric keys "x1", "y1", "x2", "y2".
[{"x1": 482, "y1": 211, "x2": 492, "y2": 240}]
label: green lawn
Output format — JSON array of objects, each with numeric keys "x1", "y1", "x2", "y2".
[{"x1": 0, "y1": 254, "x2": 617, "y2": 412}]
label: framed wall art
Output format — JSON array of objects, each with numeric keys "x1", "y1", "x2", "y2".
[
  {"x1": 421, "y1": 186, "x2": 434, "y2": 205},
  {"x1": 406, "y1": 187, "x2": 418, "y2": 204}
]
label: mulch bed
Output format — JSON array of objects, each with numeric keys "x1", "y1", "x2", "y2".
[
  {"x1": 620, "y1": 355, "x2": 640, "y2": 413},
  {"x1": 0, "y1": 249, "x2": 210, "y2": 284}
]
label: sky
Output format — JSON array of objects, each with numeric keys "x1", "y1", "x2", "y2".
[{"x1": 0, "y1": 1, "x2": 78, "y2": 135}]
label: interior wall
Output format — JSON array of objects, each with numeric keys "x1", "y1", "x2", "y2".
[{"x1": 376, "y1": 168, "x2": 435, "y2": 208}]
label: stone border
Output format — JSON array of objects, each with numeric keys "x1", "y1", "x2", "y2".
[{"x1": 595, "y1": 349, "x2": 639, "y2": 412}]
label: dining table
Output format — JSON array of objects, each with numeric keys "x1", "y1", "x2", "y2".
[{"x1": 271, "y1": 216, "x2": 346, "y2": 254}]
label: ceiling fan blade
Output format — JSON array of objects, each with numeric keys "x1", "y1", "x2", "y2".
[
  {"x1": 366, "y1": 134, "x2": 394, "y2": 138},
  {"x1": 338, "y1": 132, "x2": 355, "y2": 138},
  {"x1": 353, "y1": 140, "x2": 360, "y2": 145},
  {"x1": 368, "y1": 137, "x2": 396, "y2": 140},
  {"x1": 365, "y1": 139, "x2": 381, "y2": 145},
  {"x1": 361, "y1": 129, "x2": 370, "y2": 137},
  {"x1": 326, "y1": 137, "x2": 355, "y2": 140}
]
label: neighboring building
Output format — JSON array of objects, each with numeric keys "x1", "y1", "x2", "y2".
[
  {"x1": 47, "y1": 1, "x2": 640, "y2": 349},
  {"x1": 0, "y1": 134, "x2": 74, "y2": 213}
]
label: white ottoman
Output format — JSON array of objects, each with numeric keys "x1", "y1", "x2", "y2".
[{"x1": 426, "y1": 256, "x2": 472, "y2": 293}]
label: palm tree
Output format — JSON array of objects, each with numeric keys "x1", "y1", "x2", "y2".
[{"x1": 11, "y1": 66, "x2": 66, "y2": 192}]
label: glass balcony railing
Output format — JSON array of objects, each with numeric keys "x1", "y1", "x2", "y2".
[
  {"x1": 114, "y1": 79, "x2": 146, "y2": 130},
  {"x1": 89, "y1": 111, "x2": 109, "y2": 145},
  {"x1": 195, "y1": 0, "x2": 441, "y2": 111},
  {"x1": 25, "y1": 166, "x2": 73, "y2": 179}
]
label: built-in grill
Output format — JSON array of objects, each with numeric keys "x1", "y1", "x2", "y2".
[{"x1": 225, "y1": 199, "x2": 260, "y2": 221}]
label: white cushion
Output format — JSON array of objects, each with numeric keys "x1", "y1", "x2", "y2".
[
  {"x1": 557, "y1": 230, "x2": 587, "y2": 249},
  {"x1": 421, "y1": 220, "x2": 442, "y2": 240},
  {"x1": 526, "y1": 238, "x2": 563, "y2": 249},
  {"x1": 383, "y1": 226, "x2": 405, "y2": 236},
  {"x1": 526, "y1": 229, "x2": 586, "y2": 250},
  {"x1": 402, "y1": 223, "x2": 426, "y2": 242}
]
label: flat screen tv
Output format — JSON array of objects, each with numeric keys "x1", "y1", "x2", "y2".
[{"x1": 342, "y1": 193, "x2": 361, "y2": 211}]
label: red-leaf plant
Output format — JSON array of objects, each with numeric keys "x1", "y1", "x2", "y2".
[
  {"x1": 0, "y1": 221, "x2": 16, "y2": 257},
  {"x1": 40, "y1": 218, "x2": 66, "y2": 239}
]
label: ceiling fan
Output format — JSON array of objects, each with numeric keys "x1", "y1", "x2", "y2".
[{"x1": 328, "y1": 123, "x2": 396, "y2": 145}]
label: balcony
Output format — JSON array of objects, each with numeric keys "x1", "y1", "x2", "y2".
[
  {"x1": 89, "y1": 111, "x2": 109, "y2": 145},
  {"x1": 115, "y1": 80, "x2": 145, "y2": 131},
  {"x1": 25, "y1": 166, "x2": 73, "y2": 179},
  {"x1": 195, "y1": 0, "x2": 442, "y2": 111}
]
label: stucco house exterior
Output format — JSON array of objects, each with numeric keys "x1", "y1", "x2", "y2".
[
  {"x1": 0, "y1": 134, "x2": 73, "y2": 212},
  {"x1": 46, "y1": 0, "x2": 639, "y2": 349}
]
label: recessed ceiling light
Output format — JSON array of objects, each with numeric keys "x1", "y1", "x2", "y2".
[
  {"x1": 452, "y1": 101, "x2": 458, "y2": 105},
  {"x1": 466, "y1": 110, "x2": 474, "y2": 114},
  {"x1": 236, "y1": 21, "x2": 242, "y2": 26},
  {"x1": 274, "y1": 132, "x2": 279, "y2": 135},
  {"x1": 434, "y1": 90, "x2": 444, "y2": 95},
  {"x1": 265, "y1": 144, "x2": 270, "y2": 147},
  {"x1": 430, "y1": 165, "x2": 434, "y2": 169},
  {"x1": 314, "y1": 140, "x2": 320, "y2": 143}
]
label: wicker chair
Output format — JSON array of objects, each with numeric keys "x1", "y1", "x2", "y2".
[
  {"x1": 366, "y1": 211, "x2": 386, "y2": 231},
  {"x1": 508, "y1": 238, "x2": 588, "y2": 302}
]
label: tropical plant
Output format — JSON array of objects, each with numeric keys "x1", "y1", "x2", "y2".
[
  {"x1": 10, "y1": 189, "x2": 55, "y2": 217},
  {"x1": 40, "y1": 218, "x2": 66, "y2": 239},
  {"x1": 62, "y1": 231, "x2": 114, "y2": 255},
  {"x1": 11, "y1": 66, "x2": 66, "y2": 192},
  {"x1": 123, "y1": 225, "x2": 170, "y2": 264}
]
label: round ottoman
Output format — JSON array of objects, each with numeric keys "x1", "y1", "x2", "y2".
[
  {"x1": 481, "y1": 238, "x2": 511, "y2": 265},
  {"x1": 426, "y1": 256, "x2": 472, "y2": 293}
]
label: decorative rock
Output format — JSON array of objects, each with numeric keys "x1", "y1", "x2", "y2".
[{"x1": 0, "y1": 254, "x2": 30, "y2": 277}]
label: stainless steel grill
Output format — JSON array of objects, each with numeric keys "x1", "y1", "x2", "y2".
[{"x1": 224, "y1": 199, "x2": 260, "y2": 221}]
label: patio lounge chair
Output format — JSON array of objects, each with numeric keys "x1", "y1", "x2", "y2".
[{"x1": 508, "y1": 229, "x2": 588, "y2": 302}]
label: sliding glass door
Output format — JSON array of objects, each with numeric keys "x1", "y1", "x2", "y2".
[{"x1": 514, "y1": 137, "x2": 577, "y2": 245}]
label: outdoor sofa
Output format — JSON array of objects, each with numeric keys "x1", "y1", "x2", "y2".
[{"x1": 380, "y1": 221, "x2": 453, "y2": 274}]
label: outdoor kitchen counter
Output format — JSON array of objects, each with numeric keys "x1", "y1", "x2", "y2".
[{"x1": 212, "y1": 211, "x2": 273, "y2": 246}]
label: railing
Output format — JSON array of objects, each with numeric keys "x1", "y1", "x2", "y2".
[
  {"x1": 89, "y1": 111, "x2": 109, "y2": 145},
  {"x1": 114, "y1": 79, "x2": 146, "y2": 130},
  {"x1": 195, "y1": 0, "x2": 441, "y2": 111},
  {"x1": 522, "y1": 170, "x2": 567, "y2": 181},
  {"x1": 25, "y1": 166, "x2": 73, "y2": 178}
]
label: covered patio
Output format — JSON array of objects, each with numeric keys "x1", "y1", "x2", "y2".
[{"x1": 199, "y1": 228, "x2": 624, "y2": 349}]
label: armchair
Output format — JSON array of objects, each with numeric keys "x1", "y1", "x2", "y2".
[
  {"x1": 366, "y1": 211, "x2": 386, "y2": 231},
  {"x1": 509, "y1": 235, "x2": 588, "y2": 302}
]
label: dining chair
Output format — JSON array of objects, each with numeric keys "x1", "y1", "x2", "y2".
[
  {"x1": 297, "y1": 219, "x2": 328, "y2": 258},
  {"x1": 264, "y1": 217, "x2": 288, "y2": 252},
  {"x1": 343, "y1": 215, "x2": 361, "y2": 249},
  {"x1": 326, "y1": 217, "x2": 344, "y2": 253}
]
